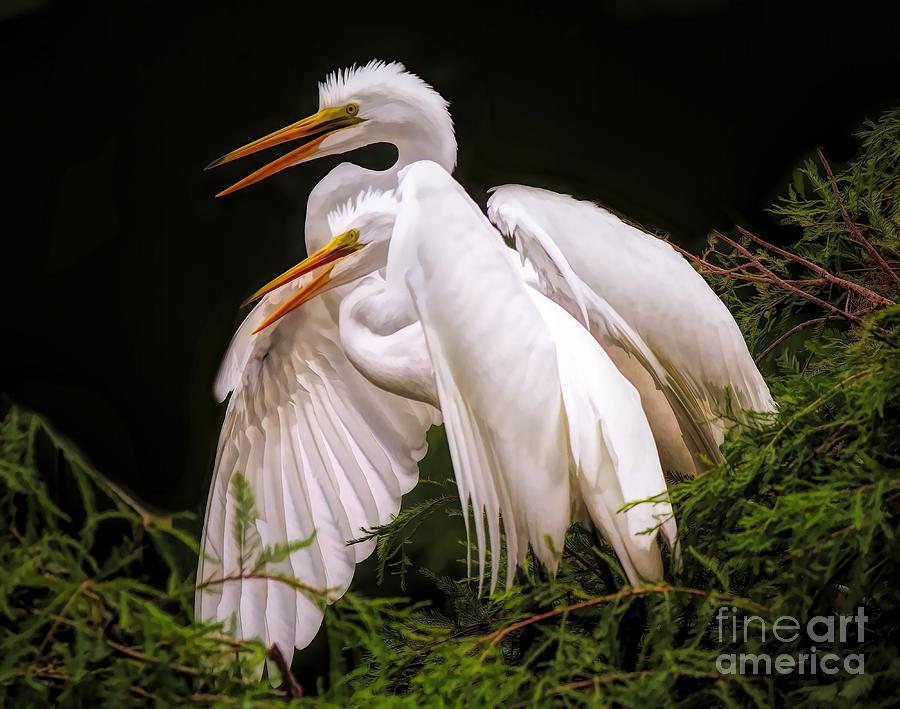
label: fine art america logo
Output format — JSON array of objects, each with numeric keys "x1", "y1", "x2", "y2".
[{"x1": 715, "y1": 606, "x2": 867, "y2": 676}]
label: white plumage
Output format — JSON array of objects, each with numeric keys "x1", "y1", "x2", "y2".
[
  {"x1": 197, "y1": 280, "x2": 437, "y2": 656},
  {"x1": 196, "y1": 62, "x2": 453, "y2": 658},
  {"x1": 199, "y1": 60, "x2": 771, "y2": 661},
  {"x1": 341, "y1": 161, "x2": 677, "y2": 589},
  {"x1": 488, "y1": 185, "x2": 775, "y2": 474}
]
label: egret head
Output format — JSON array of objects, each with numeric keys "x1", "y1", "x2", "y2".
[
  {"x1": 247, "y1": 189, "x2": 399, "y2": 333},
  {"x1": 207, "y1": 60, "x2": 455, "y2": 196}
]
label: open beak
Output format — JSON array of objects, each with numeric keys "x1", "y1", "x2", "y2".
[
  {"x1": 206, "y1": 105, "x2": 363, "y2": 197},
  {"x1": 247, "y1": 229, "x2": 363, "y2": 333}
]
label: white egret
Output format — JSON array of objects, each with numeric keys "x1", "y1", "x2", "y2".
[
  {"x1": 253, "y1": 160, "x2": 677, "y2": 590},
  {"x1": 198, "y1": 59, "x2": 771, "y2": 658},
  {"x1": 196, "y1": 62, "x2": 454, "y2": 657},
  {"x1": 206, "y1": 61, "x2": 773, "y2": 482}
]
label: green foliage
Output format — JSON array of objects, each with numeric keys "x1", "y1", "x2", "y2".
[
  {"x1": 0, "y1": 409, "x2": 292, "y2": 706},
  {"x1": 2, "y1": 110, "x2": 898, "y2": 707},
  {"x1": 350, "y1": 484, "x2": 457, "y2": 590},
  {"x1": 693, "y1": 108, "x2": 899, "y2": 358}
]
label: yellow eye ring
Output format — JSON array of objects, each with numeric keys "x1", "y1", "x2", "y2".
[{"x1": 346, "y1": 103, "x2": 359, "y2": 116}]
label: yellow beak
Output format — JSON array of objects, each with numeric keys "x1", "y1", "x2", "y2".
[
  {"x1": 247, "y1": 229, "x2": 363, "y2": 334},
  {"x1": 206, "y1": 105, "x2": 363, "y2": 197},
  {"x1": 252, "y1": 265, "x2": 336, "y2": 334}
]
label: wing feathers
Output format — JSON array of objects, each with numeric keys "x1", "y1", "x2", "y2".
[
  {"x1": 197, "y1": 292, "x2": 433, "y2": 654},
  {"x1": 394, "y1": 161, "x2": 572, "y2": 587},
  {"x1": 488, "y1": 184, "x2": 774, "y2": 476},
  {"x1": 529, "y1": 289, "x2": 676, "y2": 585}
]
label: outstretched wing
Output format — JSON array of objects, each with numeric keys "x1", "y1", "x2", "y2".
[
  {"x1": 487, "y1": 185, "x2": 774, "y2": 466},
  {"x1": 196, "y1": 277, "x2": 438, "y2": 657}
]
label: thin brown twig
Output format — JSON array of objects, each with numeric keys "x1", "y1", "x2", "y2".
[
  {"x1": 755, "y1": 317, "x2": 835, "y2": 362},
  {"x1": 196, "y1": 572, "x2": 330, "y2": 600},
  {"x1": 190, "y1": 694, "x2": 244, "y2": 704},
  {"x1": 755, "y1": 301, "x2": 879, "y2": 363},
  {"x1": 813, "y1": 423, "x2": 851, "y2": 455},
  {"x1": 668, "y1": 241, "x2": 751, "y2": 276},
  {"x1": 673, "y1": 219, "x2": 893, "y2": 330},
  {"x1": 268, "y1": 644, "x2": 303, "y2": 698},
  {"x1": 478, "y1": 584, "x2": 769, "y2": 660},
  {"x1": 204, "y1": 631, "x2": 254, "y2": 648},
  {"x1": 35, "y1": 581, "x2": 88, "y2": 661},
  {"x1": 669, "y1": 239, "x2": 825, "y2": 287},
  {"x1": 817, "y1": 148, "x2": 900, "y2": 289},
  {"x1": 797, "y1": 421, "x2": 852, "y2": 468},
  {"x1": 32, "y1": 668, "x2": 70, "y2": 681},
  {"x1": 735, "y1": 226, "x2": 894, "y2": 307},
  {"x1": 712, "y1": 230, "x2": 866, "y2": 325},
  {"x1": 107, "y1": 640, "x2": 199, "y2": 676}
]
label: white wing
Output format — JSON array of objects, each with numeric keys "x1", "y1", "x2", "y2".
[
  {"x1": 196, "y1": 276, "x2": 438, "y2": 656},
  {"x1": 387, "y1": 161, "x2": 677, "y2": 589},
  {"x1": 487, "y1": 185, "x2": 775, "y2": 471},
  {"x1": 499, "y1": 214, "x2": 721, "y2": 473},
  {"x1": 528, "y1": 289, "x2": 676, "y2": 583},
  {"x1": 392, "y1": 162, "x2": 573, "y2": 591}
]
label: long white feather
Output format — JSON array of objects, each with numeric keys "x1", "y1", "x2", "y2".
[
  {"x1": 487, "y1": 185, "x2": 775, "y2": 474},
  {"x1": 392, "y1": 161, "x2": 572, "y2": 587},
  {"x1": 528, "y1": 290, "x2": 677, "y2": 582},
  {"x1": 196, "y1": 275, "x2": 435, "y2": 655}
]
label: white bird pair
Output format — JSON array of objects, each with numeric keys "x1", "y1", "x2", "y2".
[{"x1": 196, "y1": 61, "x2": 774, "y2": 660}]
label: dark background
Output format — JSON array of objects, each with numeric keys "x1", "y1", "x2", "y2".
[{"x1": 1, "y1": 0, "x2": 898, "y2": 515}]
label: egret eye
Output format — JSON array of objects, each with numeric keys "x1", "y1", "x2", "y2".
[
  {"x1": 346, "y1": 103, "x2": 359, "y2": 116},
  {"x1": 348, "y1": 228, "x2": 361, "y2": 242}
]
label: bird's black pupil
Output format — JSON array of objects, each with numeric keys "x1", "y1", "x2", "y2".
[{"x1": 348, "y1": 105, "x2": 356, "y2": 114}]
